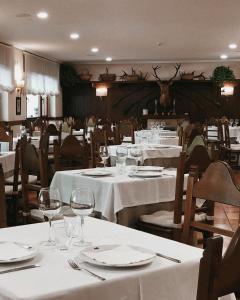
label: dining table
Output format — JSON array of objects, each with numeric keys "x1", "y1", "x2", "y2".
[
  {"x1": 0, "y1": 217, "x2": 235, "y2": 300},
  {"x1": 0, "y1": 151, "x2": 15, "y2": 178},
  {"x1": 51, "y1": 167, "x2": 183, "y2": 224}
]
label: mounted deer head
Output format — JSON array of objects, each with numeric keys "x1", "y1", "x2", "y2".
[{"x1": 152, "y1": 63, "x2": 181, "y2": 107}]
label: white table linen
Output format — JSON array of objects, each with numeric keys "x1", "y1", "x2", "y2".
[
  {"x1": 0, "y1": 218, "x2": 234, "y2": 300},
  {"x1": 109, "y1": 144, "x2": 181, "y2": 161},
  {"x1": 0, "y1": 151, "x2": 15, "y2": 177},
  {"x1": 51, "y1": 167, "x2": 181, "y2": 222}
]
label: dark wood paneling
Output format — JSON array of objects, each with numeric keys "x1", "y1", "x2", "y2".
[{"x1": 62, "y1": 80, "x2": 240, "y2": 121}]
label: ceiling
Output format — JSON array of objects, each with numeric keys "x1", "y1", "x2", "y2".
[{"x1": 0, "y1": 0, "x2": 240, "y2": 63}]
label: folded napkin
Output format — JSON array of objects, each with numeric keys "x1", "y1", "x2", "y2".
[
  {"x1": 0, "y1": 242, "x2": 31, "y2": 260},
  {"x1": 82, "y1": 245, "x2": 154, "y2": 265}
]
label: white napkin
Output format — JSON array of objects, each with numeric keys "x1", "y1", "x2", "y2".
[
  {"x1": 82, "y1": 245, "x2": 155, "y2": 265},
  {"x1": 0, "y1": 242, "x2": 31, "y2": 260}
]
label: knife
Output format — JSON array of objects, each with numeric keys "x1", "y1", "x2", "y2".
[
  {"x1": 0, "y1": 264, "x2": 40, "y2": 274},
  {"x1": 156, "y1": 253, "x2": 181, "y2": 263}
]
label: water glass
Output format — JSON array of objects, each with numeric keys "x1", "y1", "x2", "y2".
[
  {"x1": 53, "y1": 222, "x2": 70, "y2": 250},
  {"x1": 116, "y1": 146, "x2": 127, "y2": 174}
]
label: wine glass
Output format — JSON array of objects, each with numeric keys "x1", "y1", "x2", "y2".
[
  {"x1": 38, "y1": 187, "x2": 62, "y2": 247},
  {"x1": 130, "y1": 147, "x2": 143, "y2": 171},
  {"x1": 70, "y1": 188, "x2": 95, "y2": 247},
  {"x1": 99, "y1": 146, "x2": 109, "y2": 168}
]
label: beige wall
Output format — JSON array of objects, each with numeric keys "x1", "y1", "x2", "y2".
[{"x1": 74, "y1": 61, "x2": 240, "y2": 81}]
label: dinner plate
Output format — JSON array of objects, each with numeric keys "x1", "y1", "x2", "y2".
[
  {"x1": 129, "y1": 171, "x2": 162, "y2": 178},
  {"x1": 79, "y1": 244, "x2": 156, "y2": 267},
  {"x1": 137, "y1": 166, "x2": 164, "y2": 172},
  {"x1": 0, "y1": 241, "x2": 37, "y2": 263},
  {"x1": 80, "y1": 169, "x2": 113, "y2": 177}
]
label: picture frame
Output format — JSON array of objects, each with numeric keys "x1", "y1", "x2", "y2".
[{"x1": 16, "y1": 96, "x2": 21, "y2": 115}]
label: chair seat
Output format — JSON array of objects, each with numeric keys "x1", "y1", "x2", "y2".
[
  {"x1": 5, "y1": 175, "x2": 37, "y2": 195},
  {"x1": 139, "y1": 210, "x2": 207, "y2": 229}
]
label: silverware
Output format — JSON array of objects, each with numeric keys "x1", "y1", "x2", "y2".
[
  {"x1": 68, "y1": 259, "x2": 106, "y2": 281},
  {"x1": 156, "y1": 253, "x2": 181, "y2": 263},
  {"x1": 0, "y1": 264, "x2": 40, "y2": 274}
]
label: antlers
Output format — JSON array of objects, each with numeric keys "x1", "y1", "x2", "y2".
[{"x1": 152, "y1": 63, "x2": 181, "y2": 84}]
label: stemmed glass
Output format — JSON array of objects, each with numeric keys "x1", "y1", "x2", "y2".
[
  {"x1": 38, "y1": 187, "x2": 62, "y2": 247},
  {"x1": 130, "y1": 147, "x2": 143, "y2": 171},
  {"x1": 99, "y1": 146, "x2": 109, "y2": 168},
  {"x1": 70, "y1": 188, "x2": 95, "y2": 247}
]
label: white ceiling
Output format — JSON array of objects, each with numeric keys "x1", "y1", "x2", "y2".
[{"x1": 0, "y1": 0, "x2": 240, "y2": 63}]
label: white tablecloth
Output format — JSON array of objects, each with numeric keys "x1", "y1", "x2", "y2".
[
  {"x1": 109, "y1": 144, "x2": 181, "y2": 161},
  {"x1": 207, "y1": 126, "x2": 240, "y2": 140},
  {"x1": 0, "y1": 218, "x2": 234, "y2": 300},
  {"x1": 0, "y1": 152, "x2": 15, "y2": 178},
  {"x1": 51, "y1": 167, "x2": 181, "y2": 222}
]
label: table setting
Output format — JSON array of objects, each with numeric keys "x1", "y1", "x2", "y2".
[{"x1": 134, "y1": 129, "x2": 179, "y2": 146}]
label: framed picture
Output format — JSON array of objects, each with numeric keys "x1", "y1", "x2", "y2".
[{"x1": 16, "y1": 97, "x2": 21, "y2": 115}]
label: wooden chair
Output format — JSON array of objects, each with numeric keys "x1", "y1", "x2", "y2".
[
  {"x1": 116, "y1": 120, "x2": 135, "y2": 144},
  {"x1": 0, "y1": 163, "x2": 7, "y2": 228},
  {"x1": 53, "y1": 135, "x2": 89, "y2": 172},
  {"x1": 182, "y1": 161, "x2": 240, "y2": 245},
  {"x1": 197, "y1": 227, "x2": 240, "y2": 300},
  {"x1": 71, "y1": 119, "x2": 86, "y2": 142},
  {"x1": 0, "y1": 126, "x2": 13, "y2": 151},
  {"x1": 138, "y1": 145, "x2": 212, "y2": 241},
  {"x1": 19, "y1": 138, "x2": 48, "y2": 223},
  {"x1": 31, "y1": 118, "x2": 46, "y2": 136},
  {"x1": 45, "y1": 124, "x2": 62, "y2": 158},
  {"x1": 223, "y1": 121, "x2": 240, "y2": 168},
  {"x1": 204, "y1": 119, "x2": 223, "y2": 160},
  {"x1": 90, "y1": 129, "x2": 108, "y2": 168}
]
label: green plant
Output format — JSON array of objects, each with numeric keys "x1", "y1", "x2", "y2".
[
  {"x1": 212, "y1": 66, "x2": 236, "y2": 86},
  {"x1": 60, "y1": 64, "x2": 79, "y2": 87}
]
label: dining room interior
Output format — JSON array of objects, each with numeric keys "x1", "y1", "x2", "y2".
[{"x1": 0, "y1": 0, "x2": 240, "y2": 299}]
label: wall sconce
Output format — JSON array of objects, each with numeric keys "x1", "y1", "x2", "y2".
[
  {"x1": 16, "y1": 80, "x2": 25, "y2": 97},
  {"x1": 221, "y1": 82, "x2": 235, "y2": 96},
  {"x1": 96, "y1": 86, "x2": 108, "y2": 97}
]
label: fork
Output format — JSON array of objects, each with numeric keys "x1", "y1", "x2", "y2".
[{"x1": 68, "y1": 259, "x2": 106, "y2": 281}]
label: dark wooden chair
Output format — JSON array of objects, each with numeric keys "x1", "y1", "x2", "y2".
[
  {"x1": 116, "y1": 120, "x2": 135, "y2": 144},
  {"x1": 45, "y1": 124, "x2": 62, "y2": 159},
  {"x1": 0, "y1": 126, "x2": 13, "y2": 151},
  {"x1": 71, "y1": 119, "x2": 86, "y2": 142},
  {"x1": 31, "y1": 118, "x2": 46, "y2": 136},
  {"x1": 53, "y1": 135, "x2": 89, "y2": 172},
  {"x1": 223, "y1": 121, "x2": 240, "y2": 168},
  {"x1": 19, "y1": 138, "x2": 48, "y2": 223},
  {"x1": 90, "y1": 129, "x2": 108, "y2": 168},
  {"x1": 182, "y1": 161, "x2": 240, "y2": 245},
  {"x1": 0, "y1": 163, "x2": 7, "y2": 228},
  {"x1": 204, "y1": 119, "x2": 223, "y2": 160},
  {"x1": 197, "y1": 227, "x2": 240, "y2": 300},
  {"x1": 138, "y1": 145, "x2": 212, "y2": 241}
]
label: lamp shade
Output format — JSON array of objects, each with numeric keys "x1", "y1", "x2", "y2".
[
  {"x1": 221, "y1": 83, "x2": 235, "y2": 96},
  {"x1": 96, "y1": 86, "x2": 108, "y2": 97}
]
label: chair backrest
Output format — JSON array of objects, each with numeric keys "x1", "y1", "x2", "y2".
[
  {"x1": 117, "y1": 120, "x2": 135, "y2": 144},
  {"x1": 182, "y1": 161, "x2": 240, "y2": 244},
  {"x1": 90, "y1": 129, "x2": 108, "y2": 168},
  {"x1": 45, "y1": 124, "x2": 61, "y2": 153},
  {"x1": 197, "y1": 227, "x2": 240, "y2": 300},
  {"x1": 32, "y1": 118, "x2": 46, "y2": 135},
  {"x1": 184, "y1": 145, "x2": 212, "y2": 173},
  {"x1": 0, "y1": 126, "x2": 13, "y2": 151},
  {"x1": 53, "y1": 135, "x2": 89, "y2": 171},
  {"x1": 0, "y1": 163, "x2": 6, "y2": 228}
]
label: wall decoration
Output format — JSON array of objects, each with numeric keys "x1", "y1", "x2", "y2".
[
  {"x1": 212, "y1": 66, "x2": 236, "y2": 87},
  {"x1": 99, "y1": 67, "x2": 116, "y2": 82},
  {"x1": 16, "y1": 96, "x2": 21, "y2": 115}
]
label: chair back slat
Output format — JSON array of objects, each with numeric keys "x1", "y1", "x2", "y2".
[{"x1": 192, "y1": 161, "x2": 240, "y2": 206}]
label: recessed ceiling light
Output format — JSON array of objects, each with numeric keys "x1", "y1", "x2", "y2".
[
  {"x1": 70, "y1": 33, "x2": 79, "y2": 40},
  {"x1": 91, "y1": 48, "x2": 99, "y2": 53},
  {"x1": 37, "y1": 11, "x2": 48, "y2": 19},
  {"x1": 220, "y1": 54, "x2": 228, "y2": 59},
  {"x1": 106, "y1": 57, "x2": 112, "y2": 62},
  {"x1": 229, "y1": 43, "x2": 237, "y2": 49}
]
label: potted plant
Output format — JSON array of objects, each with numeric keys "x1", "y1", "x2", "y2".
[
  {"x1": 212, "y1": 66, "x2": 236, "y2": 87},
  {"x1": 99, "y1": 67, "x2": 116, "y2": 82}
]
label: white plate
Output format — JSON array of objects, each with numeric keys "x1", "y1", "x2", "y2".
[
  {"x1": 0, "y1": 242, "x2": 37, "y2": 263},
  {"x1": 80, "y1": 170, "x2": 113, "y2": 177},
  {"x1": 79, "y1": 244, "x2": 156, "y2": 267},
  {"x1": 129, "y1": 171, "x2": 162, "y2": 178},
  {"x1": 137, "y1": 166, "x2": 164, "y2": 172}
]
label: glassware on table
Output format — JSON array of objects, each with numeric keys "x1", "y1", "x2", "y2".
[
  {"x1": 130, "y1": 147, "x2": 143, "y2": 172},
  {"x1": 53, "y1": 222, "x2": 70, "y2": 250},
  {"x1": 38, "y1": 187, "x2": 62, "y2": 247},
  {"x1": 116, "y1": 146, "x2": 128, "y2": 174},
  {"x1": 70, "y1": 188, "x2": 95, "y2": 247},
  {"x1": 99, "y1": 146, "x2": 109, "y2": 168}
]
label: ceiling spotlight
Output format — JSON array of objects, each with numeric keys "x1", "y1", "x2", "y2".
[
  {"x1": 91, "y1": 48, "x2": 99, "y2": 53},
  {"x1": 70, "y1": 33, "x2": 79, "y2": 40},
  {"x1": 37, "y1": 11, "x2": 48, "y2": 19},
  {"x1": 229, "y1": 43, "x2": 237, "y2": 49},
  {"x1": 220, "y1": 54, "x2": 228, "y2": 59},
  {"x1": 106, "y1": 57, "x2": 112, "y2": 62}
]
